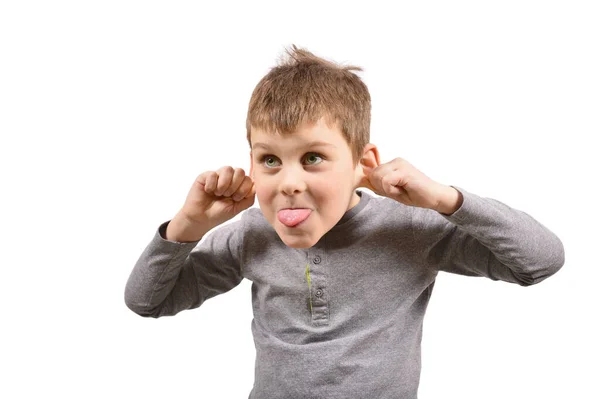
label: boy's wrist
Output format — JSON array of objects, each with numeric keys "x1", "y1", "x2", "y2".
[
  {"x1": 435, "y1": 186, "x2": 463, "y2": 216},
  {"x1": 165, "y1": 212, "x2": 213, "y2": 243}
]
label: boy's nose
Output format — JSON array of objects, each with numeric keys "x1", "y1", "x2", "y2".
[{"x1": 279, "y1": 167, "x2": 308, "y2": 195}]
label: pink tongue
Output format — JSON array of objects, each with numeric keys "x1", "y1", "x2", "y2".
[{"x1": 277, "y1": 209, "x2": 311, "y2": 227}]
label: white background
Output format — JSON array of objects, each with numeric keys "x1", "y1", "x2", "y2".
[{"x1": 1, "y1": 1, "x2": 598, "y2": 398}]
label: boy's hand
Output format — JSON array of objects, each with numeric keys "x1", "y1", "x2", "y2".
[
  {"x1": 363, "y1": 157, "x2": 462, "y2": 214},
  {"x1": 180, "y1": 166, "x2": 256, "y2": 230}
]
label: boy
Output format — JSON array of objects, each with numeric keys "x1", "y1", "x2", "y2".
[{"x1": 124, "y1": 45, "x2": 565, "y2": 398}]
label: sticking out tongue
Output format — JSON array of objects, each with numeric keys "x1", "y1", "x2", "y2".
[{"x1": 277, "y1": 208, "x2": 311, "y2": 227}]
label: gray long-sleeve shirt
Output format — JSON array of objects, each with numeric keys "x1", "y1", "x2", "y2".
[{"x1": 124, "y1": 186, "x2": 565, "y2": 399}]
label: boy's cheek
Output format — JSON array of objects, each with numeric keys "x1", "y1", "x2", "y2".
[{"x1": 254, "y1": 187, "x2": 268, "y2": 206}]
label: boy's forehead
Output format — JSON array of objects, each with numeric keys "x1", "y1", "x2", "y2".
[
  {"x1": 252, "y1": 136, "x2": 337, "y2": 151},
  {"x1": 251, "y1": 121, "x2": 345, "y2": 150}
]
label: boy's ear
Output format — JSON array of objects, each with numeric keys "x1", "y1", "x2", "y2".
[{"x1": 356, "y1": 143, "x2": 381, "y2": 191}]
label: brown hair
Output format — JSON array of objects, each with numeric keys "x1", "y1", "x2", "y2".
[{"x1": 246, "y1": 44, "x2": 371, "y2": 166}]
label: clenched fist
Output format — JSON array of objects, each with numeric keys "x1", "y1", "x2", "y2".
[
  {"x1": 363, "y1": 157, "x2": 460, "y2": 213},
  {"x1": 167, "y1": 166, "x2": 256, "y2": 242},
  {"x1": 183, "y1": 166, "x2": 256, "y2": 227}
]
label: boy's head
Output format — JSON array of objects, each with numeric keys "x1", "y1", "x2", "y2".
[{"x1": 246, "y1": 44, "x2": 380, "y2": 249}]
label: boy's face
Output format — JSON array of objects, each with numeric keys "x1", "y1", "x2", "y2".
[{"x1": 249, "y1": 117, "x2": 379, "y2": 249}]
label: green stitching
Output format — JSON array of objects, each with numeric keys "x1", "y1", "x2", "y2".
[{"x1": 305, "y1": 263, "x2": 313, "y2": 313}]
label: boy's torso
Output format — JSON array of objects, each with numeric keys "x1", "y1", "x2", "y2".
[{"x1": 241, "y1": 190, "x2": 435, "y2": 398}]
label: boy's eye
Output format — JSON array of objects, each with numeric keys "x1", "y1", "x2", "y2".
[{"x1": 260, "y1": 153, "x2": 324, "y2": 168}]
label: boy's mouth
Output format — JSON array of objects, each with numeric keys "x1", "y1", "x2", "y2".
[{"x1": 277, "y1": 208, "x2": 312, "y2": 227}]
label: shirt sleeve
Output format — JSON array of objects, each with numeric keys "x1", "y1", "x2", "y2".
[
  {"x1": 411, "y1": 185, "x2": 565, "y2": 286},
  {"x1": 124, "y1": 217, "x2": 245, "y2": 317}
]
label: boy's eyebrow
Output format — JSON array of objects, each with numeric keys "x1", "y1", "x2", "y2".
[{"x1": 252, "y1": 141, "x2": 336, "y2": 150}]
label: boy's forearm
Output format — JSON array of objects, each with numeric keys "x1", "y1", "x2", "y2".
[{"x1": 165, "y1": 211, "x2": 213, "y2": 242}]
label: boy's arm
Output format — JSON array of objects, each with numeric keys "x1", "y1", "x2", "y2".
[
  {"x1": 124, "y1": 218, "x2": 245, "y2": 317},
  {"x1": 412, "y1": 186, "x2": 565, "y2": 286}
]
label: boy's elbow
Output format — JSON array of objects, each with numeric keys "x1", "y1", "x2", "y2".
[
  {"x1": 124, "y1": 291, "x2": 163, "y2": 318},
  {"x1": 518, "y1": 261, "x2": 564, "y2": 286},
  {"x1": 520, "y1": 236, "x2": 565, "y2": 286},
  {"x1": 124, "y1": 288, "x2": 191, "y2": 318},
  {"x1": 518, "y1": 247, "x2": 565, "y2": 287},
  {"x1": 125, "y1": 301, "x2": 161, "y2": 318}
]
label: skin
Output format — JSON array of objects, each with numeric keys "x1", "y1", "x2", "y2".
[{"x1": 249, "y1": 116, "x2": 381, "y2": 249}]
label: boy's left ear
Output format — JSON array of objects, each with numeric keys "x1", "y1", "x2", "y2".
[{"x1": 356, "y1": 143, "x2": 381, "y2": 190}]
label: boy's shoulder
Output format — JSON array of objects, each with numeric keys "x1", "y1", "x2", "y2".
[
  {"x1": 364, "y1": 192, "x2": 414, "y2": 226},
  {"x1": 240, "y1": 205, "x2": 268, "y2": 225},
  {"x1": 238, "y1": 206, "x2": 278, "y2": 235},
  {"x1": 364, "y1": 190, "x2": 460, "y2": 232}
]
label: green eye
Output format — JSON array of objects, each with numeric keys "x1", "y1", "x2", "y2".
[
  {"x1": 306, "y1": 154, "x2": 317, "y2": 164},
  {"x1": 260, "y1": 153, "x2": 324, "y2": 168}
]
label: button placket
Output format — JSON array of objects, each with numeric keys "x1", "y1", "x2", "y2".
[{"x1": 306, "y1": 251, "x2": 329, "y2": 325}]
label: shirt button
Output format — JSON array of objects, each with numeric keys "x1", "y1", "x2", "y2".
[
  {"x1": 316, "y1": 289, "x2": 323, "y2": 297},
  {"x1": 313, "y1": 256, "x2": 321, "y2": 264}
]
